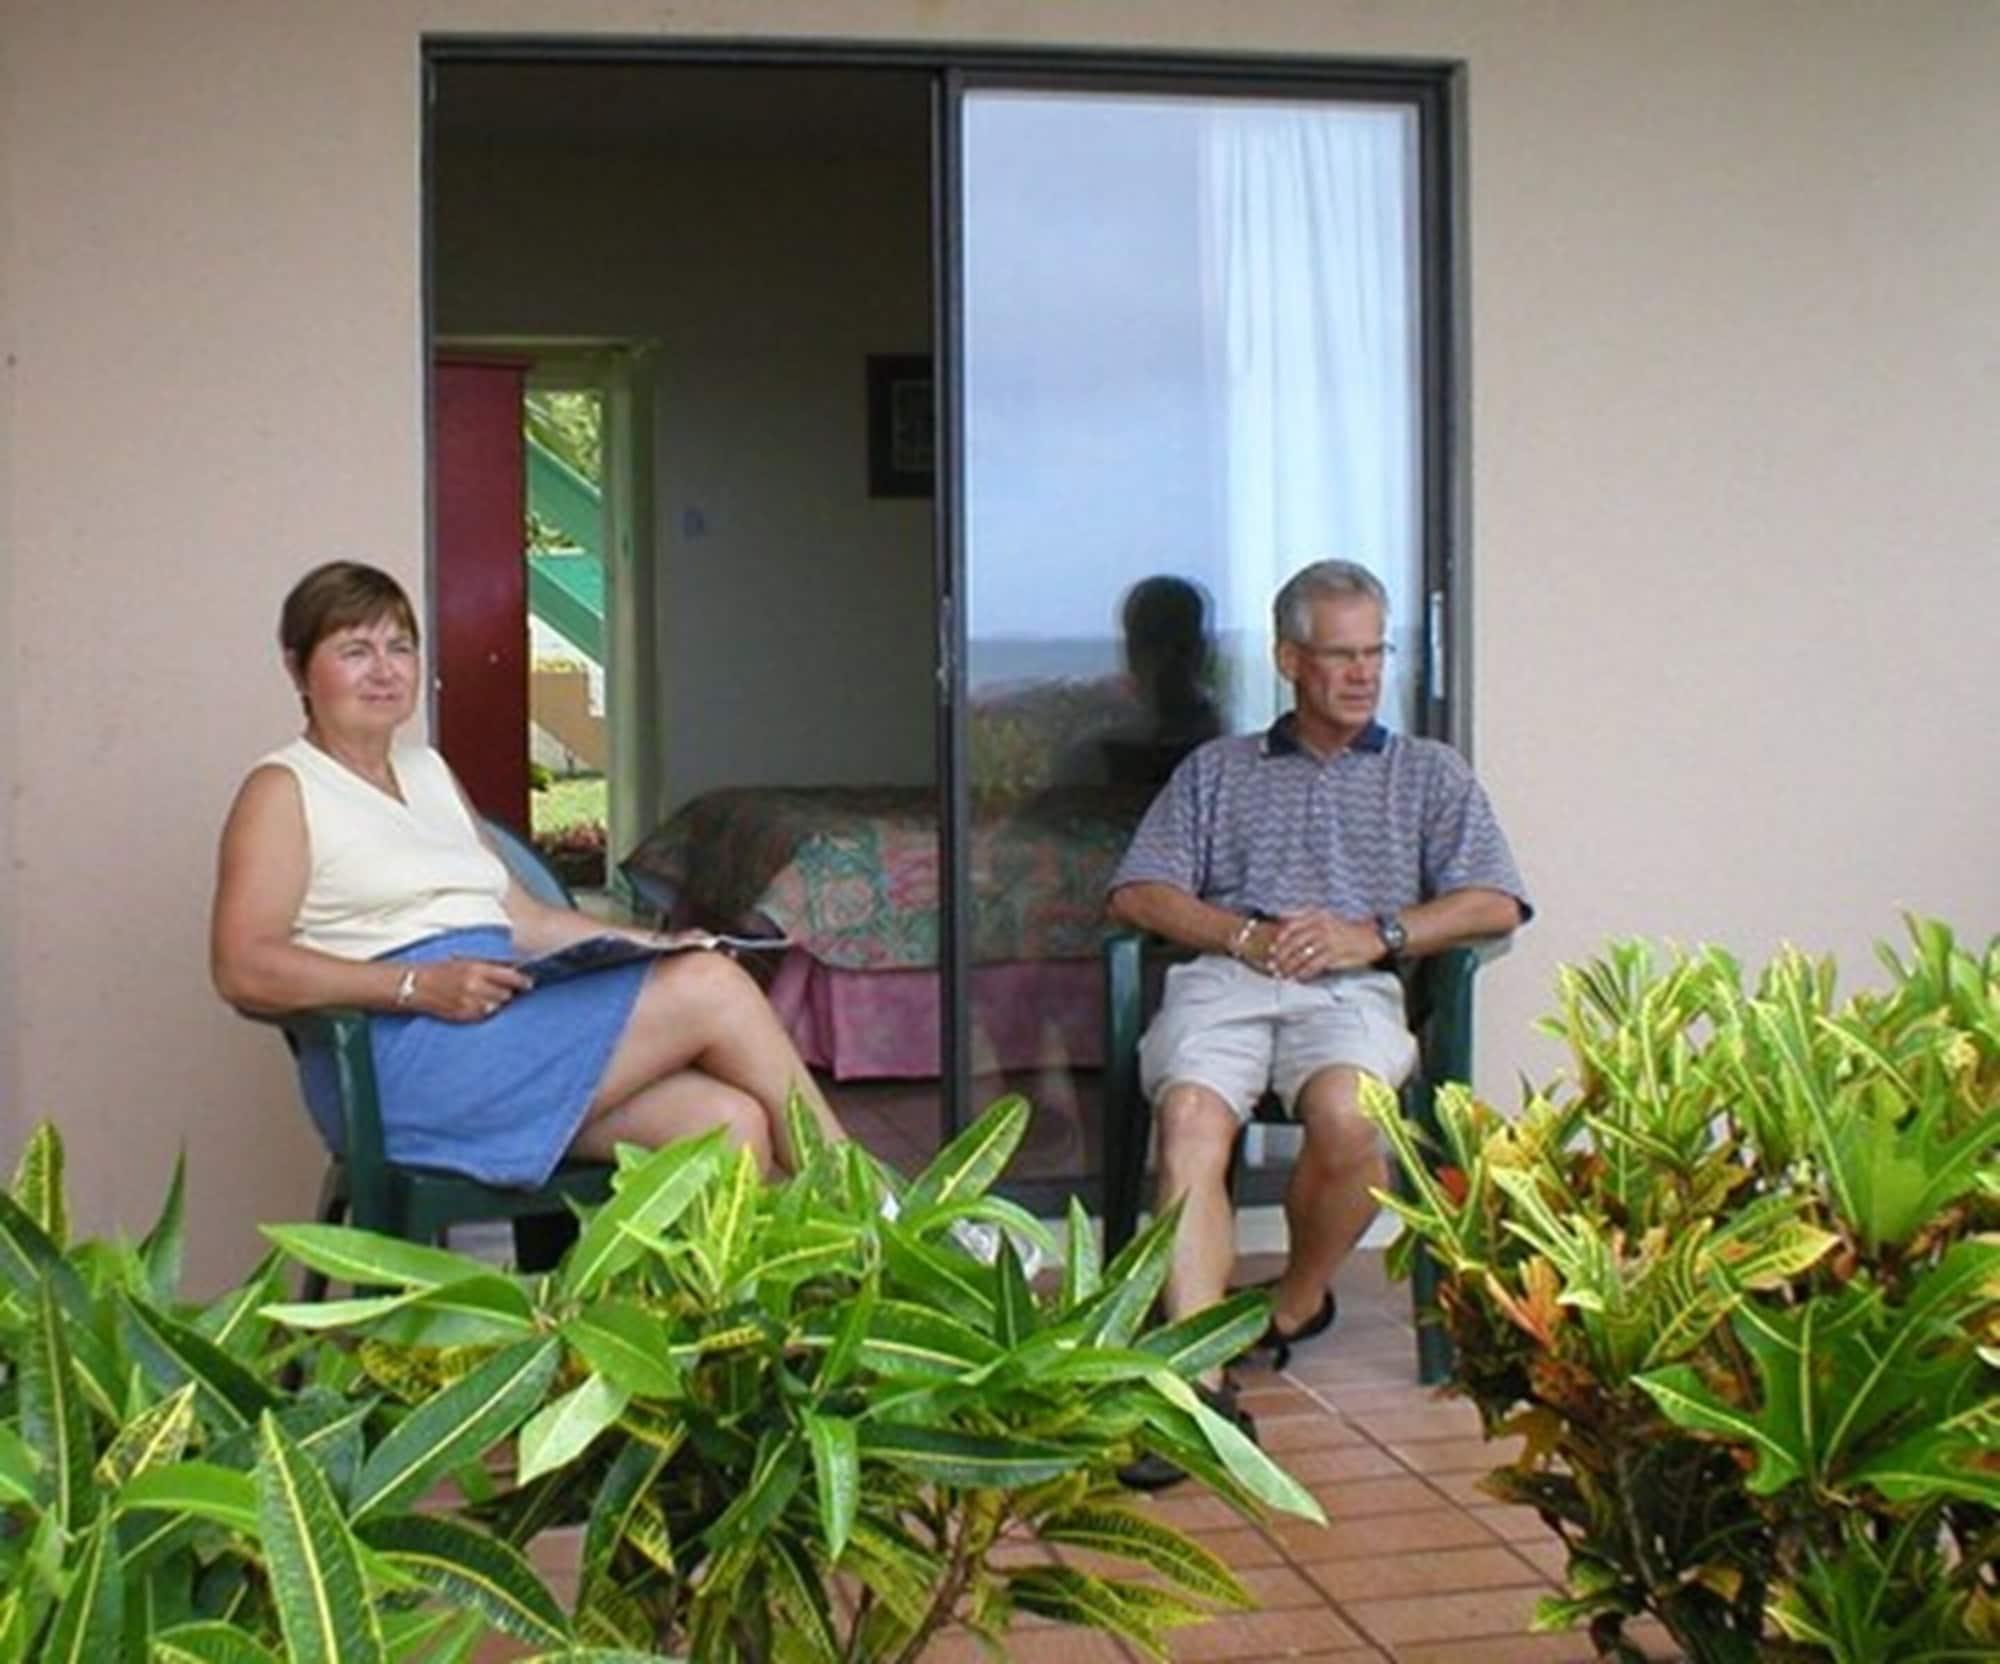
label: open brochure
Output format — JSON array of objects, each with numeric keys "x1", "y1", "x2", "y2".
[{"x1": 517, "y1": 931, "x2": 791, "y2": 987}]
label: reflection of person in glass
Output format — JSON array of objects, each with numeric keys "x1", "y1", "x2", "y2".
[{"x1": 1056, "y1": 574, "x2": 1223, "y2": 790}]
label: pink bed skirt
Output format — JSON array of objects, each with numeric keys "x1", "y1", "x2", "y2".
[{"x1": 766, "y1": 950, "x2": 1104, "y2": 1082}]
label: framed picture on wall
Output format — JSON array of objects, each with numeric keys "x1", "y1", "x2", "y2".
[{"x1": 866, "y1": 353, "x2": 934, "y2": 498}]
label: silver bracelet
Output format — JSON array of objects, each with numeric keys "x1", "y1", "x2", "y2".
[
  {"x1": 1228, "y1": 917, "x2": 1258, "y2": 961},
  {"x1": 393, "y1": 968, "x2": 419, "y2": 1008}
]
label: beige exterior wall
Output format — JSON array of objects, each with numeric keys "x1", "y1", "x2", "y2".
[{"x1": 3, "y1": 0, "x2": 1996, "y2": 1290}]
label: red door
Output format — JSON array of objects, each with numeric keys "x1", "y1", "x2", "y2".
[{"x1": 432, "y1": 358, "x2": 528, "y2": 832}]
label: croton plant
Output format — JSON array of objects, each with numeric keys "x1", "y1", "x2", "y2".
[
  {"x1": 1365, "y1": 917, "x2": 1997, "y2": 1664},
  {"x1": 0, "y1": 1094, "x2": 1320, "y2": 1662}
]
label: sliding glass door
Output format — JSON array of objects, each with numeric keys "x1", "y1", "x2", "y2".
[{"x1": 944, "y1": 76, "x2": 1440, "y2": 1199}]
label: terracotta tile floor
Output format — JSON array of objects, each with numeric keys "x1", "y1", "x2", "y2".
[{"x1": 915, "y1": 1250, "x2": 1685, "y2": 1664}]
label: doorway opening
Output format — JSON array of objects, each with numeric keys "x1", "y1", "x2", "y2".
[{"x1": 424, "y1": 48, "x2": 1459, "y2": 1211}]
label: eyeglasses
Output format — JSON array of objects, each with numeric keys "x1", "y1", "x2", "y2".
[{"x1": 1290, "y1": 641, "x2": 1397, "y2": 669}]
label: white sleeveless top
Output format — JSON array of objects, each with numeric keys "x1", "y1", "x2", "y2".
[{"x1": 261, "y1": 738, "x2": 512, "y2": 960}]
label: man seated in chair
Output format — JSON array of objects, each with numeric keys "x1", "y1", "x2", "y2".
[{"x1": 1106, "y1": 558, "x2": 1530, "y2": 1386}]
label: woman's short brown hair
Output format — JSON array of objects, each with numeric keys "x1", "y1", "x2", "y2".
[{"x1": 279, "y1": 562, "x2": 420, "y2": 670}]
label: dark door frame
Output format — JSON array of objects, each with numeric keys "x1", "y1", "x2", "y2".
[{"x1": 421, "y1": 37, "x2": 1468, "y2": 1209}]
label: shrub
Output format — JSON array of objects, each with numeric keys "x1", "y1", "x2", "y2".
[
  {"x1": 270, "y1": 1095, "x2": 1322, "y2": 1660},
  {"x1": 1364, "y1": 918, "x2": 1997, "y2": 1663},
  {"x1": 0, "y1": 1127, "x2": 575, "y2": 1661}
]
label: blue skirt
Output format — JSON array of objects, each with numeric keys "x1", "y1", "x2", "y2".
[{"x1": 296, "y1": 927, "x2": 651, "y2": 1188}]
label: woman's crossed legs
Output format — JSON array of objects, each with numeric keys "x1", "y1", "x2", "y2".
[{"x1": 568, "y1": 949, "x2": 844, "y2": 1175}]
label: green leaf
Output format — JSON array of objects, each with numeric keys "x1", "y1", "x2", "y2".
[
  {"x1": 842, "y1": 1520, "x2": 940, "y2": 1630},
  {"x1": 1076, "y1": 1200, "x2": 1182, "y2": 1348},
  {"x1": 783, "y1": 1083, "x2": 831, "y2": 1175},
  {"x1": 260, "y1": 1290, "x2": 433, "y2": 1331},
  {"x1": 694, "y1": 1144, "x2": 762, "y2": 1292},
  {"x1": 878, "y1": 1223, "x2": 994, "y2": 1328},
  {"x1": 254, "y1": 1412, "x2": 386, "y2": 1664},
  {"x1": 803, "y1": 1411, "x2": 859, "y2": 1560},
  {"x1": 260, "y1": 1222, "x2": 497, "y2": 1291},
  {"x1": 901, "y1": 1094, "x2": 1029, "y2": 1216},
  {"x1": 735, "y1": 1219, "x2": 867, "y2": 1290},
  {"x1": 1037, "y1": 1504, "x2": 1254, "y2": 1608},
  {"x1": 351, "y1": 1336, "x2": 560, "y2": 1520},
  {"x1": 10, "y1": 1122, "x2": 67, "y2": 1244},
  {"x1": 1148, "y1": 1373, "x2": 1324, "y2": 1522},
  {"x1": 701, "y1": 1432, "x2": 805, "y2": 1550},
  {"x1": 766, "y1": 1534, "x2": 841, "y2": 1663},
  {"x1": 561, "y1": 1129, "x2": 728, "y2": 1299},
  {"x1": 1818, "y1": 1236, "x2": 1998, "y2": 1468},
  {"x1": 579, "y1": 1441, "x2": 671, "y2": 1598},
  {"x1": 846, "y1": 1300, "x2": 1003, "y2": 1379},
  {"x1": 1846, "y1": 1420, "x2": 2000, "y2": 1509},
  {"x1": 366, "y1": 1274, "x2": 541, "y2": 1349},
  {"x1": 815, "y1": 1279, "x2": 876, "y2": 1391},
  {"x1": 194, "y1": 1252, "x2": 287, "y2": 1352},
  {"x1": 380, "y1": 1607, "x2": 478, "y2": 1664},
  {"x1": 517, "y1": 1374, "x2": 630, "y2": 1484},
  {"x1": 96, "y1": 1382, "x2": 199, "y2": 1486},
  {"x1": 1061, "y1": 1195, "x2": 1101, "y2": 1309},
  {"x1": 564, "y1": 1300, "x2": 682, "y2": 1397},
  {"x1": 149, "y1": 1621, "x2": 287, "y2": 1664},
  {"x1": 119, "y1": 1460, "x2": 261, "y2": 1539},
  {"x1": 39, "y1": 1521, "x2": 123, "y2": 1664},
  {"x1": 19, "y1": 1283, "x2": 96, "y2": 1530},
  {"x1": 0, "y1": 1424, "x2": 39, "y2": 1505},
  {"x1": 857, "y1": 1423, "x2": 1082, "y2": 1488},
  {"x1": 357, "y1": 1514, "x2": 570, "y2": 1647},
  {"x1": 1635, "y1": 1363, "x2": 1802, "y2": 1493},
  {"x1": 0, "y1": 1190, "x2": 91, "y2": 1321},
  {"x1": 139, "y1": 1149, "x2": 188, "y2": 1304},
  {"x1": 1008, "y1": 1564, "x2": 1204, "y2": 1655},
  {"x1": 1137, "y1": 1288, "x2": 1271, "y2": 1379},
  {"x1": 120, "y1": 1294, "x2": 279, "y2": 1433},
  {"x1": 993, "y1": 1234, "x2": 1036, "y2": 1347}
]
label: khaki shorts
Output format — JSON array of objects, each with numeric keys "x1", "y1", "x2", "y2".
[{"x1": 1138, "y1": 955, "x2": 1418, "y2": 1121}]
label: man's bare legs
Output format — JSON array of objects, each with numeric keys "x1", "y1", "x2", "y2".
[
  {"x1": 1273, "y1": 1065, "x2": 1388, "y2": 1335},
  {"x1": 1152, "y1": 1082, "x2": 1242, "y2": 1384},
  {"x1": 572, "y1": 949, "x2": 844, "y2": 1173}
]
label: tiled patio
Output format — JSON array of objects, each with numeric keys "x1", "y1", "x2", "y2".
[{"x1": 917, "y1": 1249, "x2": 1684, "y2": 1664}]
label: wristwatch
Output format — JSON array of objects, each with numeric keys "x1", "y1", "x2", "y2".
[{"x1": 1374, "y1": 913, "x2": 1408, "y2": 960}]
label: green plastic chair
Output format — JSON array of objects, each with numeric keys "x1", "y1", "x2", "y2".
[
  {"x1": 1099, "y1": 930, "x2": 1490, "y2": 1385},
  {"x1": 284, "y1": 818, "x2": 614, "y2": 1299}
]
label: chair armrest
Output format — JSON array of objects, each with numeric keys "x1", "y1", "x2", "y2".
[
  {"x1": 1404, "y1": 934, "x2": 1511, "y2": 1086},
  {"x1": 280, "y1": 1008, "x2": 395, "y2": 1231}
]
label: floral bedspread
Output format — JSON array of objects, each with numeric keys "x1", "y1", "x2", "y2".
[{"x1": 620, "y1": 784, "x2": 1153, "y2": 970}]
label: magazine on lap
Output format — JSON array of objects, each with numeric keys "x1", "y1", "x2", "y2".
[{"x1": 516, "y1": 932, "x2": 789, "y2": 987}]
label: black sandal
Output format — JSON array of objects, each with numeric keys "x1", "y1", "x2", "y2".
[{"x1": 1255, "y1": 1285, "x2": 1337, "y2": 1371}]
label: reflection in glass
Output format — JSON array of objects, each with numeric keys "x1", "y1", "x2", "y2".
[{"x1": 958, "y1": 88, "x2": 1423, "y2": 1188}]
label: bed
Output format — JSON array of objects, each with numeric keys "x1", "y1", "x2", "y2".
[{"x1": 620, "y1": 782, "x2": 1154, "y2": 1080}]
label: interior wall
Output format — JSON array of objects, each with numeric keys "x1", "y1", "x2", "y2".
[
  {"x1": 2, "y1": 0, "x2": 1996, "y2": 1291},
  {"x1": 432, "y1": 137, "x2": 936, "y2": 811}
]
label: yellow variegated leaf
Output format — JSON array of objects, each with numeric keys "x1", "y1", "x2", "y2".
[
  {"x1": 95, "y1": 1381, "x2": 197, "y2": 1486},
  {"x1": 9, "y1": 1124, "x2": 67, "y2": 1245}
]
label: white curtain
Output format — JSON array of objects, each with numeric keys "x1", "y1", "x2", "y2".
[{"x1": 1200, "y1": 103, "x2": 1421, "y2": 731}]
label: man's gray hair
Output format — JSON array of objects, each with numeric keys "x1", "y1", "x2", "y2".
[{"x1": 1272, "y1": 560, "x2": 1388, "y2": 645}]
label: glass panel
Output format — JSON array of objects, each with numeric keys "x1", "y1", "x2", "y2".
[{"x1": 957, "y1": 87, "x2": 1423, "y2": 1190}]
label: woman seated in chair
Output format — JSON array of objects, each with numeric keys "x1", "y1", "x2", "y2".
[{"x1": 211, "y1": 560, "x2": 846, "y2": 1187}]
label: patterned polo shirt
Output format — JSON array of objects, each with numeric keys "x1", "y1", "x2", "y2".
[{"x1": 1108, "y1": 714, "x2": 1531, "y2": 922}]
